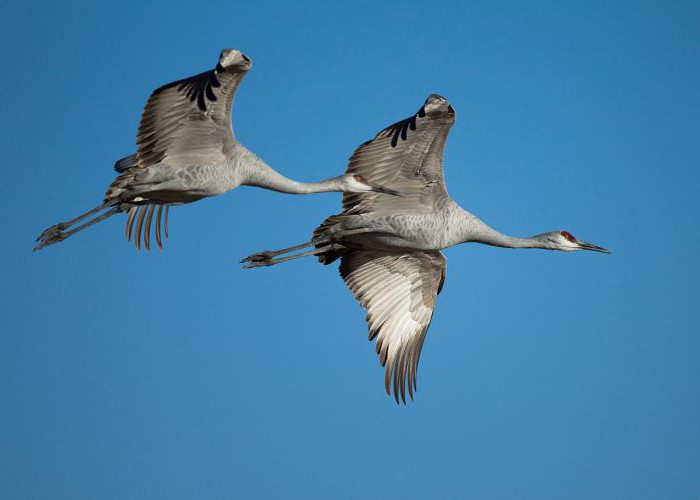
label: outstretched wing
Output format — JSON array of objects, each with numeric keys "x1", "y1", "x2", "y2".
[
  {"x1": 342, "y1": 94, "x2": 456, "y2": 214},
  {"x1": 339, "y1": 249, "x2": 447, "y2": 403},
  {"x1": 135, "y1": 61, "x2": 247, "y2": 170}
]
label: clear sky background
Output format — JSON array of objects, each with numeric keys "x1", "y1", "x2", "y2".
[{"x1": 1, "y1": 1, "x2": 699, "y2": 499}]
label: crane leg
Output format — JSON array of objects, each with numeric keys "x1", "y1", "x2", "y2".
[
  {"x1": 240, "y1": 240, "x2": 318, "y2": 263},
  {"x1": 240, "y1": 228, "x2": 373, "y2": 264},
  {"x1": 242, "y1": 243, "x2": 344, "y2": 269},
  {"x1": 33, "y1": 207, "x2": 120, "y2": 252},
  {"x1": 37, "y1": 202, "x2": 112, "y2": 241}
]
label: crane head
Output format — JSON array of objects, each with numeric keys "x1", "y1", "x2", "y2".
[
  {"x1": 340, "y1": 174, "x2": 403, "y2": 196},
  {"x1": 218, "y1": 49, "x2": 252, "y2": 72},
  {"x1": 540, "y1": 230, "x2": 610, "y2": 253}
]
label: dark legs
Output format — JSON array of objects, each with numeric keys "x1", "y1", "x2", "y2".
[
  {"x1": 34, "y1": 204, "x2": 118, "y2": 252},
  {"x1": 241, "y1": 243, "x2": 344, "y2": 268},
  {"x1": 240, "y1": 228, "x2": 373, "y2": 268}
]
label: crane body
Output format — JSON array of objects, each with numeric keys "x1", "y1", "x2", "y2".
[
  {"x1": 34, "y1": 49, "x2": 397, "y2": 252},
  {"x1": 242, "y1": 94, "x2": 610, "y2": 403}
]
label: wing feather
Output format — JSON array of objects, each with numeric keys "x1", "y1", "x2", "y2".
[
  {"x1": 341, "y1": 95, "x2": 456, "y2": 214},
  {"x1": 133, "y1": 63, "x2": 247, "y2": 171},
  {"x1": 339, "y1": 250, "x2": 447, "y2": 403}
]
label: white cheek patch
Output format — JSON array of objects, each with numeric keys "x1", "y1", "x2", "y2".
[{"x1": 563, "y1": 241, "x2": 580, "y2": 251}]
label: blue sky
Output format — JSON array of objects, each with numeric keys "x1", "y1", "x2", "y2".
[{"x1": 1, "y1": 1, "x2": 699, "y2": 498}]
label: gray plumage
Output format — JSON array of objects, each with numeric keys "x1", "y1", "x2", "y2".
[
  {"x1": 242, "y1": 94, "x2": 610, "y2": 403},
  {"x1": 35, "y1": 49, "x2": 398, "y2": 252}
]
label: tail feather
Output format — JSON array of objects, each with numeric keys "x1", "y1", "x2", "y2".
[
  {"x1": 125, "y1": 204, "x2": 169, "y2": 251},
  {"x1": 155, "y1": 205, "x2": 163, "y2": 249},
  {"x1": 125, "y1": 206, "x2": 138, "y2": 242},
  {"x1": 313, "y1": 214, "x2": 347, "y2": 265},
  {"x1": 143, "y1": 205, "x2": 155, "y2": 251}
]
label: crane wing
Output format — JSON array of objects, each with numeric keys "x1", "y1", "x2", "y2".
[
  {"x1": 134, "y1": 64, "x2": 247, "y2": 170},
  {"x1": 339, "y1": 249, "x2": 446, "y2": 403},
  {"x1": 342, "y1": 94, "x2": 456, "y2": 214}
]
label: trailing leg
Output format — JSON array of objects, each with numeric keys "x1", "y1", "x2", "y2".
[
  {"x1": 240, "y1": 228, "x2": 373, "y2": 265},
  {"x1": 240, "y1": 239, "x2": 328, "y2": 264},
  {"x1": 34, "y1": 205, "x2": 120, "y2": 252},
  {"x1": 242, "y1": 243, "x2": 345, "y2": 269},
  {"x1": 36, "y1": 203, "x2": 111, "y2": 241}
]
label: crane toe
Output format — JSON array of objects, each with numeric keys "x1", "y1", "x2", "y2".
[
  {"x1": 37, "y1": 223, "x2": 67, "y2": 240},
  {"x1": 34, "y1": 230, "x2": 68, "y2": 252},
  {"x1": 240, "y1": 250, "x2": 275, "y2": 263}
]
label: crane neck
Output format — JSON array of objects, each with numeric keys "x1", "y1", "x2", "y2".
[
  {"x1": 470, "y1": 227, "x2": 542, "y2": 249},
  {"x1": 239, "y1": 152, "x2": 342, "y2": 194},
  {"x1": 455, "y1": 209, "x2": 549, "y2": 249}
]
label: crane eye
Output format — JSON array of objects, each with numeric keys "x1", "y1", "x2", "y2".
[
  {"x1": 354, "y1": 175, "x2": 367, "y2": 183},
  {"x1": 561, "y1": 231, "x2": 576, "y2": 242}
]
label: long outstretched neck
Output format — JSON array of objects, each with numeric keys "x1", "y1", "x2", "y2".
[
  {"x1": 458, "y1": 213, "x2": 549, "y2": 249},
  {"x1": 240, "y1": 154, "x2": 341, "y2": 194}
]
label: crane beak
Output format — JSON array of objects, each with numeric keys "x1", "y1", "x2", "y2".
[
  {"x1": 369, "y1": 183, "x2": 404, "y2": 196},
  {"x1": 577, "y1": 240, "x2": 611, "y2": 254}
]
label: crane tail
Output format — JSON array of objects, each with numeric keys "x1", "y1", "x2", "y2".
[
  {"x1": 311, "y1": 213, "x2": 348, "y2": 265},
  {"x1": 134, "y1": 206, "x2": 148, "y2": 251},
  {"x1": 143, "y1": 204, "x2": 155, "y2": 251},
  {"x1": 155, "y1": 205, "x2": 163, "y2": 250},
  {"x1": 163, "y1": 206, "x2": 170, "y2": 240},
  {"x1": 34, "y1": 203, "x2": 120, "y2": 252},
  {"x1": 125, "y1": 207, "x2": 138, "y2": 242},
  {"x1": 126, "y1": 204, "x2": 169, "y2": 251}
]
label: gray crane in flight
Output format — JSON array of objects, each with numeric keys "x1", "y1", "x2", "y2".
[
  {"x1": 242, "y1": 94, "x2": 610, "y2": 403},
  {"x1": 34, "y1": 49, "x2": 398, "y2": 252}
]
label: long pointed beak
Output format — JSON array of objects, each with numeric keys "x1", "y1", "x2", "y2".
[
  {"x1": 369, "y1": 183, "x2": 404, "y2": 196},
  {"x1": 577, "y1": 240, "x2": 611, "y2": 254}
]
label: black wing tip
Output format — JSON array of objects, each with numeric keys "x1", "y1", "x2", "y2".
[
  {"x1": 150, "y1": 69, "x2": 221, "y2": 113},
  {"x1": 379, "y1": 104, "x2": 428, "y2": 148}
]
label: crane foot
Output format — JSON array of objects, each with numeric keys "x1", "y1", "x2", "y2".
[
  {"x1": 240, "y1": 250, "x2": 275, "y2": 264},
  {"x1": 34, "y1": 230, "x2": 67, "y2": 252},
  {"x1": 37, "y1": 223, "x2": 67, "y2": 241}
]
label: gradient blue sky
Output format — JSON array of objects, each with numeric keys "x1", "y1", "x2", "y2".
[{"x1": 2, "y1": 1, "x2": 699, "y2": 499}]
